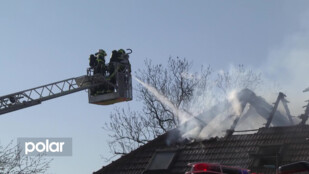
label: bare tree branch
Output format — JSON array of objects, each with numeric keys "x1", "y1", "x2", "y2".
[
  {"x1": 0, "y1": 141, "x2": 52, "y2": 174},
  {"x1": 103, "y1": 58, "x2": 262, "y2": 158},
  {"x1": 103, "y1": 57, "x2": 212, "y2": 156}
]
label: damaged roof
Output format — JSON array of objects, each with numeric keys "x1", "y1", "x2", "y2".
[{"x1": 93, "y1": 125, "x2": 309, "y2": 174}]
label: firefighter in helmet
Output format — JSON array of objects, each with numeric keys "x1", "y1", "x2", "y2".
[
  {"x1": 118, "y1": 49, "x2": 125, "y2": 59},
  {"x1": 107, "y1": 49, "x2": 131, "y2": 92},
  {"x1": 89, "y1": 54, "x2": 98, "y2": 74},
  {"x1": 93, "y1": 49, "x2": 107, "y2": 95},
  {"x1": 95, "y1": 49, "x2": 107, "y2": 76},
  {"x1": 118, "y1": 49, "x2": 131, "y2": 73},
  {"x1": 89, "y1": 54, "x2": 97, "y2": 68},
  {"x1": 107, "y1": 50, "x2": 119, "y2": 92}
]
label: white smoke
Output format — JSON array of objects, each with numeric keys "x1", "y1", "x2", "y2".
[
  {"x1": 181, "y1": 87, "x2": 251, "y2": 140},
  {"x1": 227, "y1": 89, "x2": 242, "y2": 116},
  {"x1": 134, "y1": 11, "x2": 309, "y2": 141},
  {"x1": 191, "y1": 19, "x2": 309, "y2": 137},
  {"x1": 135, "y1": 70, "x2": 262, "y2": 141},
  {"x1": 263, "y1": 17, "x2": 309, "y2": 115}
]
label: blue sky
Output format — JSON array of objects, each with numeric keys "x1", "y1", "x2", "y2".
[{"x1": 1, "y1": 1, "x2": 309, "y2": 173}]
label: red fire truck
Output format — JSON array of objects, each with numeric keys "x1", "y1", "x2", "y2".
[
  {"x1": 186, "y1": 162, "x2": 251, "y2": 174},
  {"x1": 186, "y1": 161, "x2": 309, "y2": 174}
]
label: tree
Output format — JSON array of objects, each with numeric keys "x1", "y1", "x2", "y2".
[
  {"x1": 0, "y1": 141, "x2": 51, "y2": 174},
  {"x1": 103, "y1": 57, "x2": 262, "y2": 157}
]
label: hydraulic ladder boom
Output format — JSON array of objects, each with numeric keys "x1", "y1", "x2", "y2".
[
  {"x1": 0, "y1": 74, "x2": 105, "y2": 115},
  {"x1": 0, "y1": 49, "x2": 133, "y2": 115}
]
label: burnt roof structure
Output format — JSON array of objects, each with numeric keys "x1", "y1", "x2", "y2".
[
  {"x1": 94, "y1": 125, "x2": 309, "y2": 174},
  {"x1": 94, "y1": 90, "x2": 309, "y2": 174}
]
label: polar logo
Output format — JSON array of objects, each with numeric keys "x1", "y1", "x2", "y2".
[
  {"x1": 18, "y1": 138, "x2": 72, "y2": 156},
  {"x1": 25, "y1": 140, "x2": 65, "y2": 154}
]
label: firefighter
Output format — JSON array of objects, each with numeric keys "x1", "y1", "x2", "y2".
[
  {"x1": 93, "y1": 49, "x2": 107, "y2": 95},
  {"x1": 107, "y1": 50, "x2": 119, "y2": 92},
  {"x1": 117, "y1": 49, "x2": 131, "y2": 86},
  {"x1": 95, "y1": 49, "x2": 107, "y2": 76},
  {"x1": 107, "y1": 49, "x2": 131, "y2": 92},
  {"x1": 116, "y1": 49, "x2": 126, "y2": 73},
  {"x1": 89, "y1": 54, "x2": 99, "y2": 95},
  {"x1": 118, "y1": 49, "x2": 131, "y2": 73},
  {"x1": 89, "y1": 54, "x2": 97, "y2": 72},
  {"x1": 108, "y1": 49, "x2": 126, "y2": 79},
  {"x1": 118, "y1": 49, "x2": 126, "y2": 60},
  {"x1": 109, "y1": 50, "x2": 118, "y2": 62}
]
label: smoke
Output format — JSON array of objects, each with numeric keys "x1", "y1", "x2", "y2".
[
  {"x1": 135, "y1": 69, "x2": 266, "y2": 141},
  {"x1": 263, "y1": 24, "x2": 309, "y2": 115},
  {"x1": 134, "y1": 11, "x2": 309, "y2": 142},
  {"x1": 196, "y1": 19, "x2": 309, "y2": 136},
  {"x1": 135, "y1": 62, "x2": 284, "y2": 141},
  {"x1": 194, "y1": 89, "x2": 244, "y2": 139},
  {"x1": 135, "y1": 61, "x2": 302, "y2": 143},
  {"x1": 178, "y1": 87, "x2": 253, "y2": 140},
  {"x1": 227, "y1": 89, "x2": 242, "y2": 116},
  {"x1": 250, "y1": 10, "x2": 309, "y2": 116}
]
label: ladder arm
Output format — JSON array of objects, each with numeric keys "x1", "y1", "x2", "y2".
[{"x1": 0, "y1": 75, "x2": 105, "y2": 115}]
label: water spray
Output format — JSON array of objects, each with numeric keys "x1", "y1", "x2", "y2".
[{"x1": 134, "y1": 77, "x2": 191, "y2": 124}]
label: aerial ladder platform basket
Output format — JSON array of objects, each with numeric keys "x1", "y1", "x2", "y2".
[
  {"x1": 0, "y1": 49, "x2": 133, "y2": 115},
  {"x1": 77, "y1": 62, "x2": 132, "y2": 105}
]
